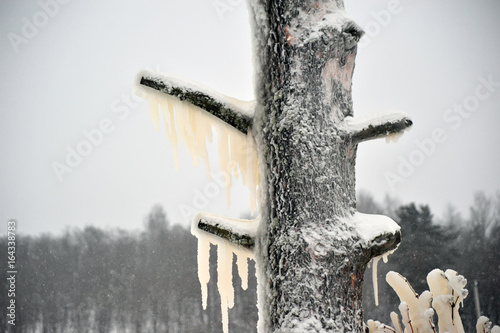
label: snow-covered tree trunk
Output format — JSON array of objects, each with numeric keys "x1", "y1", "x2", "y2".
[
  {"x1": 138, "y1": 0, "x2": 411, "y2": 332},
  {"x1": 248, "y1": 1, "x2": 407, "y2": 331}
]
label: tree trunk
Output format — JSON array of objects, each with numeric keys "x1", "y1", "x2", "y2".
[
  {"x1": 138, "y1": 0, "x2": 410, "y2": 331},
  {"x1": 249, "y1": 1, "x2": 401, "y2": 331}
]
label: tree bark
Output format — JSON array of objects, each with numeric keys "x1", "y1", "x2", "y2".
[{"x1": 249, "y1": 1, "x2": 402, "y2": 331}]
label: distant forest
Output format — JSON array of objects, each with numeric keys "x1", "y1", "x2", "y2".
[{"x1": 1, "y1": 191, "x2": 499, "y2": 332}]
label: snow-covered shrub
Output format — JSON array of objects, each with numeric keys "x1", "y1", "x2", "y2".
[{"x1": 367, "y1": 269, "x2": 499, "y2": 333}]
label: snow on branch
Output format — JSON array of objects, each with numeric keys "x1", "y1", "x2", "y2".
[
  {"x1": 137, "y1": 71, "x2": 254, "y2": 134},
  {"x1": 346, "y1": 212, "x2": 401, "y2": 257},
  {"x1": 194, "y1": 213, "x2": 258, "y2": 250},
  {"x1": 340, "y1": 110, "x2": 412, "y2": 144}
]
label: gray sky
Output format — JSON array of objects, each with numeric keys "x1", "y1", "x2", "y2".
[{"x1": 1, "y1": 0, "x2": 499, "y2": 235}]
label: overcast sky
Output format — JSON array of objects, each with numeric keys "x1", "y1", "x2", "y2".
[{"x1": 1, "y1": 0, "x2": 499, "y2": 235}]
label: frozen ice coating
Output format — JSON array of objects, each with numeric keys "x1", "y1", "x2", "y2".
[
  {"x1": 477, "y1": 316, "x2": 491, "y2": 333},
  {"x1": 386, "y1": 272, "x2": 419, "y2": 326},
  {"x1": 371, "y1": 269, "x2": 499, "y2": 333},
  {"x1": 236, "y1": 250, "x2": 249, "y2": 290},
  {"x1": 398, "y1": 302, "x2": 411, "y2": 331},
  {"x1": 390, "y1": 311, "x2": 403, "y2": 333},
  {"x1": 427, "y1": 269, "x2": 467, "y2": 333},
  {"x1": 191, "y1": 214, "x2": 255, "y2": 333},
  {"x1": 137, "y1": 77, "x2": 260, "y2": 211},
  {"x1": 197, "y1": 234, "x2": 211, "y2": 309},
  {"x1": 372, "y1": 256, "x2": 382, "y2": 306},
  {"x1": 217, "y1": 243, "x2": 235, "y2": 333}
]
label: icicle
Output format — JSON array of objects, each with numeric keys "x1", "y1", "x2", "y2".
[
  {"x1": 217, "y1": 126, "x2": 233, "y2": 207},
  {"x1": 159, "y1": 98, "x2": 180, "y2": 169},
  {"x1": 372, "y1": 246, "x2": 398, "y2": 306},
  {"x1": 142, "y1": 90, "x2": 260, "y2": 209},
  {"x1": 197, "y1": 234, "x2": 211, "y2": 310},
  {"x1": 235, "y1": 247, "x2": 249, "y2": 290},
  {"x1": 217, "y1": 243, "x2": 235, "y2": 333},
  {"x1": 385, "y1": 131, "x2": 403, "y2": 143},
  {"x1": 372, "y1": 256, "x2": 381, "y2": 306},
  {"x1": 148, "y1": 94, "x2": 161, "y2": 131}
]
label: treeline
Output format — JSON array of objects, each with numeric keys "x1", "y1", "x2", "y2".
[
  {"x1": 360, "y1": 191, "x2": 500, "y2": 331},
  {"x1": 1, "y1": 192, "x2": 499, "y2": 332}
]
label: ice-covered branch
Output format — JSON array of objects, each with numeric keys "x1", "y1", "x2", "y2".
[
  {"x1": 340, "y1": 110, "x2": 412, "y2": 143},
  {"x1": 138, "y1": 71, "x2": 254, "y2": 134},
  {"x1": 194, "y1": 213, "x2": 258, "y2": 250}
]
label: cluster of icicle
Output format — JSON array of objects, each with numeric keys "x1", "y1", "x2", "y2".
[
  {"x1": 143, "y1": 90, "x2": 260, "y2": 212},
  {"x1": 367, "y1": 269, "x2": 500, "y2": 333},
  {"x1": 141, "y1": 88, "x2": 261, "y2": 333},
  {"x1": 192, "y1": 221, "x2": 255, "y2": 333}
]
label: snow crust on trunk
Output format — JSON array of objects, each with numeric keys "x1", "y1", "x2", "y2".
[
  {"x1": 137, "y1": 88, "x2": 260, "y2": 211},
  {"x1": 191, "y1": 214, "x2": 254, "y2": 333}
]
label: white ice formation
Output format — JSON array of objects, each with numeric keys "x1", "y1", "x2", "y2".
[
  {"x1": 191, "y1": 214, "x2": 258, "y2": 333},
  {"x1": 368, "y1": 268, "x2": 499, "y2": 333},
  {"x1": 135, "y1": 74, "x2": 260, "y2": 212}
]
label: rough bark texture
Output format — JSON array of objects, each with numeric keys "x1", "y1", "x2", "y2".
[{"x1": 249, "y1": 1, "x2": 390, "y2": 331}]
